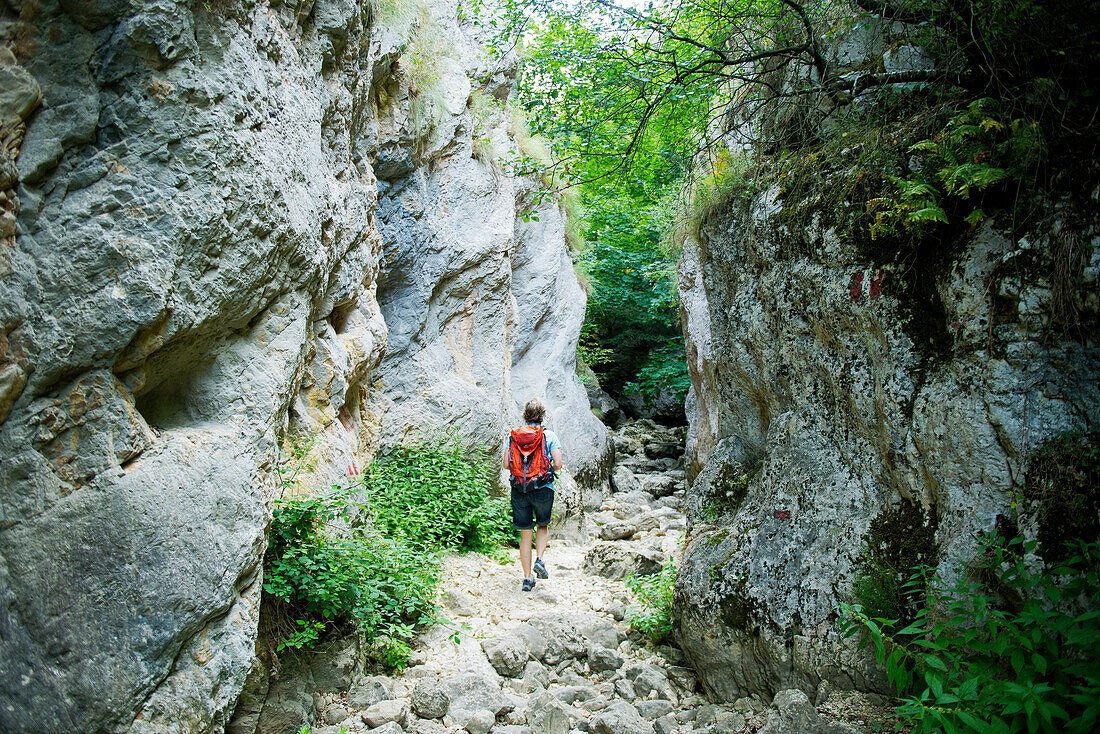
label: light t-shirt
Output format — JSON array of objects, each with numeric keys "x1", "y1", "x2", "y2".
[{"x1": 532, "y1": 424, "x2": 561, "y2": 457}]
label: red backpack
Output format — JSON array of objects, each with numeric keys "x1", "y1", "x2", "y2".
[{"x1": 508, "y1": 425, "x2": 553, "y2": 492}]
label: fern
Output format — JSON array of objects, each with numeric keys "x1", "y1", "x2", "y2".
[
  {"x1": 909, "y1": 206, "x2": 949, "y2": 224},
  {"x1": 940, "y1": 162, "x2": 1008, "y2": 196},
  {"x1": 872, "y1": 98, "x2": 1045, "y2": 241}
]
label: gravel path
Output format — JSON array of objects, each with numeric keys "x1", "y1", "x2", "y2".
[{"x1": 302, "y1": 421, "x2": 896, "y2": 734}]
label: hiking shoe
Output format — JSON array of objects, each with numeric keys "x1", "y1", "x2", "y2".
[
  {"x1": 533, "y1": 558, "x2": 548, "y2": 579},
  {"x1": 522, "y1": 577, "x2": 536, "y2": 592}
]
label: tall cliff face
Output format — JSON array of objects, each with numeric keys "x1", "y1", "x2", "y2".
[
  {"x1": 0, "y1": 1, "x2": 607, "y2": 731},
  {"x1": 675, "y1": 20, "x2": 1099, "y2": 702}
]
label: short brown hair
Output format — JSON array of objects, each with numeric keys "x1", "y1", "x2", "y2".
[{"x1": 523, "y1": 399, "x2": 546, "y2": 424}]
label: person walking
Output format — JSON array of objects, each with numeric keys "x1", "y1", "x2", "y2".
[{"x1": 505, "y1": 398, "x2": 563, "y2": 591}]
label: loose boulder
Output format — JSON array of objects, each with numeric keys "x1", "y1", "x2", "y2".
[
  {"x1": 412, "y1": 674, "x2": 451, "y2": 720},
  {"x1": 482, "y1": 634, "x2": 529, "y2": 678},
  {"x1": 584, "y1": 543, "x2": 664, "y2": 580},
  {"x1": 590, "y1": 701, "x2": 656, "y2": 734}
]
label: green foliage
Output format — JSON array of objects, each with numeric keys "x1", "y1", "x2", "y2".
[
  {"x1": 374, "y1": 635, "x2": 412, "y2": 670},
  {"x1": 625, "y1": 562, "x2": 677, "y2": 645},
  {"x1": 854, "y1": 502, "x2": 939, "y2": 629},
  {"x1": 841, "y1": 537, "x2": 1100, "y2": 734},
  {"x1": 500, "y1": 0, "x2": 1096, "y2": 405},
  {"x1": 262, "y1": 431, "x2": 512, "y2": 667},
  {"x1": 1023, "y1": 431, "x2": 1100, "y2": 562},
  {"x1": 264, "y1": 485, "x2": 439, "y2": 656},
  {"x1": 576, "y1": 321, "x2": 614, "y2": 371},
  {"x1": 867, "y1": 98, "x2": 1044, "y2": 240},
  {"x1": 515, "y1": 2, "x2": 707, "y2": 404},
  {"x1": 622, "y1": 337, "x2": 691, "y2": 408},
  {"x1": 574, "y1": 190, "x2": 684, "y2": 399},
  {"x1": 263, "y1": 485, "x2": 440, "y2": 661},
  {"x1": 360, "y1": 431, "x2": 514, "y2": 554}
]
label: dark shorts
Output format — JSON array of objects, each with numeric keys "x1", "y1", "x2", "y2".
[{"x1": 511, "y1": 485, "x2": 554, "y2": 530}]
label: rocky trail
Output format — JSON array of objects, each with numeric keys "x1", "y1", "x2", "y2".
[{"x1": 261, "y1": 421, "x2": 893, "y2": 734}]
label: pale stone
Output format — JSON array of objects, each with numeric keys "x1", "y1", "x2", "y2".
[
  {"x1": 363, "y1": 699, "x2": 408, "y2": 728},
  {"x1": 0, "y1": 2, "x2": 609, "y2": 731},
  {"x1": 589, "y1": 701, "x2": 655, "y2": 734}
]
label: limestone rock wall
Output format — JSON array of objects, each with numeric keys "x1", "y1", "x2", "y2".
[
  {"x1": 0, "y1": 1, "x2": 606, "y2": 731},
  {"x1": 367, "y1": 1, "x2": 610, "y2": 505},
  {"x1": 675, "y1": 26, "x2": 1100, "y2": 703}
]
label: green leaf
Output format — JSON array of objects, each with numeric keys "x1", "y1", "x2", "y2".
[
  {"x1": 907, "y1": 206, "x2": 949, "y2": 224},
  {"x1": 922, "y1": 654, "x2": 948, "y2": 671}
]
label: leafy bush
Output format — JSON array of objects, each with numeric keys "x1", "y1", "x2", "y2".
[
  {"x1": 622, "y1": 337, "x2": 691, "y2": 408},
  {"x1": 841, "y1": 537, "x2": 1100, "y2": 734},
  {"x1": 360, "y1": 431, "x2": 514, "y2": 553},
  {"x1": 262, "y1": 430, "x2": 512, "y2": 666},
  {"x1": 853, "y1": 502, "x2": 939, "y2": 630},
  {"x1": 263, "y1": 486, "x2": 439, "y2": 663},
  {"x1": 625, "y1": 562, "x2": 677, "y2": 645}
]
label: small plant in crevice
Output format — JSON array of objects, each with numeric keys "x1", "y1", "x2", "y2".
[
  {"x1": 853, "y1": 500, "x2": 939, "y2": 631},
  {"x1": 625, "y1": 561, "x2": 677, "y2": 645},
  {"x1": 701, "y1": 461, "x2": 760, "y2": 521},
  {"x1": 1022, "y1": 430, "x2": 1100, "y2": 563},
  {"x1": 277, "y1": 429, "x2": 319, "y2": 495},
  {"x1": 841, "y1": 536, "x2": 1100, "y2": 734}
]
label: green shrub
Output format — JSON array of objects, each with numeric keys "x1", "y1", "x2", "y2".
[
  {"x1": 263, "y1": 485, "x2": 440, "y2": 662},
  {"x1": 622, "y1": 337, "x2": 691, "y2": 408},
  {"x1": 262, "y1": 430, "x2": 513, "y2": 667},
  {"x1": 1023, "y1": 431, "x2": 1100, "y2": 562},
  {"x1": 853, "y1": 501, "x2": 939, "y2": 631},
  {"x1": 360, "y1": 431, "x2": 514, "y2": 554},
  {"x1": 625, "y1": 562, "x2": 677, "y2": 645},
  {"x1": 841, "y1": 537, "x2": 1100, "y2": 734}
]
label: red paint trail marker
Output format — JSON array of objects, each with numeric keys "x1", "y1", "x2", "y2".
[{"x1": 849, "y1": 272, "x2": 864, "y2": 302}]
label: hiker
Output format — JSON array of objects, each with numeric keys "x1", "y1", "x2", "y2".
[{"x1": 505, "y1": 398, "x2": 564, "y2": 591}]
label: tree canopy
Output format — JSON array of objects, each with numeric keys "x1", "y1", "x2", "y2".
[{"x1": 490, "y1": 0, "x2": 1099, "y2": 411}]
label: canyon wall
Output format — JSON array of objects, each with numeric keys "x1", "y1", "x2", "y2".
[
  {"x1": 675, "y1": 18, "x2": 1100, "y2": 702},
  {"x1": 0, "y1": 1, "x2": 607, "y2": 731}
]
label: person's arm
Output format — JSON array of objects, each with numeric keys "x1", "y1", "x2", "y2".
[{"x1": 551, "y1": 448, "x2": 563, "y2": 473}]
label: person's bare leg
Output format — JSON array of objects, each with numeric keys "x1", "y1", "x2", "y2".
[
  {"x1": 520, "y1": 528, "x2": 534, "y2": 578},
  {"x1": 535, "y1": 525, "x2": 549, "y2": 562}
]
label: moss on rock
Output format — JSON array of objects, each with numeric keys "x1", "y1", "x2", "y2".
[
  {"x1": 702, "y1": 461, "x2": 761, "y2": 520},
  {"x1": 1024, "y1": 431, "x2": 1100, "y2": 562},
  {"x1": 854, "y1": 500, "x2": 939, "y2": 627}
]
